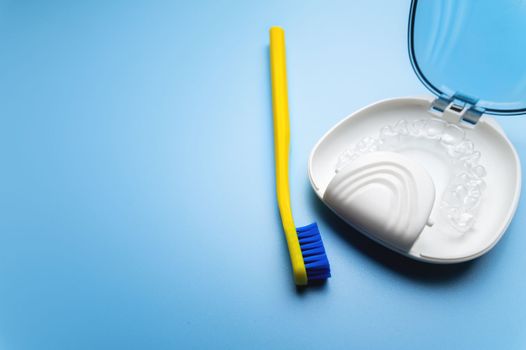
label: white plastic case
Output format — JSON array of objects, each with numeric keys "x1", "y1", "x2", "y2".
[{"x1": 309, "y1": 97, "x2": 521, "y2": 263}]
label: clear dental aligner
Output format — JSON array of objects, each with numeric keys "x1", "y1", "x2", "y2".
[{"x1": 334, "y1": 118, "x2": 486, "y2": 233}]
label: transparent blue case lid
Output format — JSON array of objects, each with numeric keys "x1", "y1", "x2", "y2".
[{"x1": 409, "y1": 0, "x2": 526, "y2": 115}]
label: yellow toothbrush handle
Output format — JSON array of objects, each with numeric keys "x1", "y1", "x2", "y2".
[{"x1": 269, "y1": 27, "x2": 307, "y2": 286}]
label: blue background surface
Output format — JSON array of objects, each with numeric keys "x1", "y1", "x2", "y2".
[{"x1": 1, "y1": 1, "x2": 525, "y2": 349}]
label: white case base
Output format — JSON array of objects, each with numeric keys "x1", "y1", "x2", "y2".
[{"x1": 308, "y1": 96, "x2": 521, "y2": 263}]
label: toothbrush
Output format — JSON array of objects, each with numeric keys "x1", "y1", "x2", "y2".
[{"x1": 269, "y1": 26, "x2": 331, "y2": 286}]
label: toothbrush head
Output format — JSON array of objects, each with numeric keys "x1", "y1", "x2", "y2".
[{"x1": 297, "y1": 223, "x2": 331, "y2": 282}]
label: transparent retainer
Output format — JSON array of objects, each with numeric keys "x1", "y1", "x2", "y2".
[{"x1": 334, "y1": 118, "x2": 486, "y2": 233}]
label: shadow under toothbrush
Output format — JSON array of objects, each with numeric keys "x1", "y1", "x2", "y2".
[
  {"x1": 295, "y1": 279, "x2": 329, "y2": 295},
  {"x1": 308, "y1": 189, "x2": 477, "y2": 284}
]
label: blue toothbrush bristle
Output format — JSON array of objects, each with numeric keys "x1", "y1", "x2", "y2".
[{"x1": 296, "y1": 222, "x2": 331, "y2": 282}]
